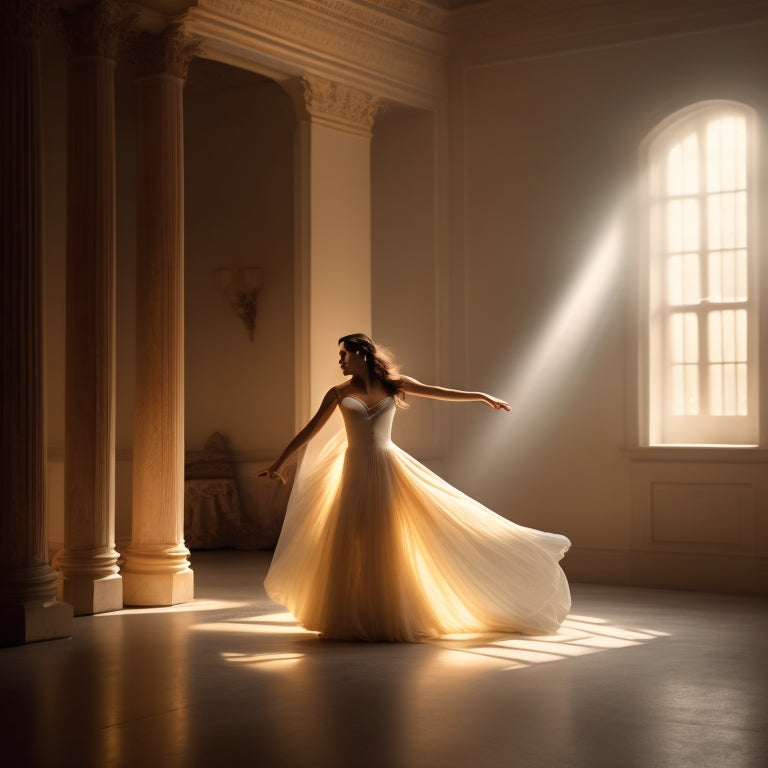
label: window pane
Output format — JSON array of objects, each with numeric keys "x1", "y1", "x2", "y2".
[
  {"x1": 684, "y1": 313, "x2": 698, "y2": 363},
  {"x1": 709, "y1": 309, "x2": 746, "y2": 364},
  {"x1": 707, "y1": 116, "x2": 746, "y2": 193},
  {"x1": 708, "y1": 362, "x2": 747, "y2": 416},
  {"x1": 668, "y1": 133, "x2": 698, "y2": 196},
  {"x1": 667, "y1": 253, "x2": 700, "y2": 305},
  {"x1": 710, "y1": 364, "x2": 723, "y2": 415},
  {"x1": 708, "y1": 312, "x2": 722, "y2": 363},
  {"x1": 707, "y1": 310, "x2": 748, "y2": 415},
  {"x1": 708, "y1": 249, "x2": 748, "y2": 302},
  {"x1": 722, "y1": 309, "x2": 736, "y2": 361},
  {"x1": 670, "y1": 312, "x2": 699, "y2": 363},
  {"x1": 737, "y1": 362, "x2": 748, "y2": 415},
  {"x1": 666, "y1": 198, "x2": 699, "y2": 253},
  {"x1": 708, "y1": 191, "x2": 747, "y2": 249},
  {"x1": 736, "y1": 309, "x2": 747, "y2": 360}
]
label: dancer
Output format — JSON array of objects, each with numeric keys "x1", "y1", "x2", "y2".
[{"x1": 258, "y1": 333, "x2": 570, "y2": 641}]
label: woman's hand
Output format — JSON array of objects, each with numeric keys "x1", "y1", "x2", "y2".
[
  {"x1": 256, "y1": 464, "x2": 287, "y2": 484},
  {"x1": 485, "y1": 395, "x2": 510, "y2": 411}
]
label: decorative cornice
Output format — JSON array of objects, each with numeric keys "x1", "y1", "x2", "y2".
[
  {"x1": 199, "y1": 0, "x2": 449, "y2": 41},
  {"x1": 186, "y1": 0, "x2": 448, "y2": 105},
  {"x1": 133, "y1": 24, "x2": 203, "y2": 79},
  {"x1": 60, "y1": 0, "x2": 136, "y2": 60},
  {"x1": 286, "y1": 74, "x2": 385, "y2": 135}
]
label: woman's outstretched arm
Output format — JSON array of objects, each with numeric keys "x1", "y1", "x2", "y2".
[
  {"x1": 399, "y1": 375, "x2": 510, "y2": 410},
  {"x1": 256, "y1": 387, "x2": 339, "y2": 483}
]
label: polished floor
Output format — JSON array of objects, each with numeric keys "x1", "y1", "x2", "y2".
[{"x1": 2, "y1": 550, "x2": 767, "y2": 768}]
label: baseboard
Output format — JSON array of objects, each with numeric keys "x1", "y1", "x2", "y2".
[{"x1": 564, "y1": 546, "x2": 768, "y2": 595}]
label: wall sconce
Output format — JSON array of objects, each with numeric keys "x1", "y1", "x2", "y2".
[{"x1": 214, "y1": 267, "x2": 262, "y2": 342}]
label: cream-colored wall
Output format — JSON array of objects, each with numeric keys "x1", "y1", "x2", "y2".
[
  {"x1": 452, "y1": 20, "x2": 768, "y2": 591},
  {"x1": 304, "y1": 122, "x2": 373, "y2": 406},
  {"x1": 371, "y1": 105, "x2": 448, "y2": 467}
]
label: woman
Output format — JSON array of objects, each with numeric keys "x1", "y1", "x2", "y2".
[{"x1": 258, "y1": 333, "x2": 570, "y2": 642}]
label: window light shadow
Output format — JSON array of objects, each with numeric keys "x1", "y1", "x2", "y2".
[
  {"x1": 431, "y1": 614, "x2": 670, "y2": 671},
  {"x1": 192, "y1": 607, "x2": 669, "y2": 674},
  {"x1": 191, "y1": 610, "x2": 314, "y2": 636}
]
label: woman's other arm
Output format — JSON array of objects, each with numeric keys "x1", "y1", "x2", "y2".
[
  {"x1": 399, "y1": 375, "x2": 510, "y2": 411},
  {"x1": 256, "y1": 387, "x2": 339, "y2": 482}
]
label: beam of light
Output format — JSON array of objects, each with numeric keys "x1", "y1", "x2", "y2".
[{"x1": 460, "y1": 209, "x2": 625, "y2": 486}]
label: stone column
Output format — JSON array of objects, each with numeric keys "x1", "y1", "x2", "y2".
[
  {"x1": 121, "y1": 29, "x2": 197, "y2": 606},
  {"x1": 285, "y1": 76, "x2": 384, "y2": 421},
  {"x1": 57, "y1": 0, "x2": 125, "y2": 616},
  {"x1": 0, "y1": 0, "x2": 73, "y2": 645}
]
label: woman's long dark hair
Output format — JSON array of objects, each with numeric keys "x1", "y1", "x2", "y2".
[{"x1": 338, "y1": 333, "x2": 406, "y2": 405}]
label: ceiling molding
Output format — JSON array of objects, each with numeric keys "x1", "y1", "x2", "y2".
[
  {"x1": 184, "y1": 0, "x2": 449, "y2": 106},
  {"x1": 143, "y1": 0, "x2": 768, "y2": 104}
]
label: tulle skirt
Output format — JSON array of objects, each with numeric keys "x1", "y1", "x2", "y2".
[{"x1": 264, "y1": 430, "x2": 571, "y2": 642}]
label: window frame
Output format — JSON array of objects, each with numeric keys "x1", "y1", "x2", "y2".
[{"x1": 638, "y1": 100, "x2": 761, "y2": 448}]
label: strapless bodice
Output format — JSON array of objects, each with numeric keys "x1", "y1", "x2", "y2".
[{"x1": 340, "y1": 395, "x2": 395, "y2": 449}]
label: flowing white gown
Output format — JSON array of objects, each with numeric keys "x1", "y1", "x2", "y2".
[{"x1": 264, "y1": 393, "x2": 571, "y2": 642}]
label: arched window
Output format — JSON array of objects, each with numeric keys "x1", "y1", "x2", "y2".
[{"x1": 641, "y1": 102, "x2": 759, "y2": 446}]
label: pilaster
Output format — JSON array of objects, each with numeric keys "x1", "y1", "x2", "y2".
[
  {"x1": 121, "y1": 27, "x2": 199, "y2": 606},
  {"x1": 285, "y1": 75, "x2": 383, "y2": 419},
  {"x1": 0, "y1": 0, "x2": 73, "y2": 644}
]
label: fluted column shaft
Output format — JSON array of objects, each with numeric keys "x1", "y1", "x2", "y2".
[
  {"x1": 0, "y1": 0, "x2": 73, "y2": 644},
  {"x1": 121, "y1": 31, "x2": 196, "y2": 606},
  {"x1": 59, "y1": 0, "x2": 123, "y2": 615}
]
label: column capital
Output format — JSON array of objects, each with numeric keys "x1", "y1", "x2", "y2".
[
  {"x1": 286, "y1": 75, "x2": 386, "y2": 138},
  {"x1": 59, "y1": 0, "x2": 134, "y2": 61},
  {"x1": 132, "y1": 25, "x2": 202, "y2": 81},
  {"x1": 0, "y1": 0, "x2": 51, "y2": 39}
]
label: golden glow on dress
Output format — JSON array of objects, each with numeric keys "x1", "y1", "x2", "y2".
[{"x1": 265, "y1": 396, "x2": 571, "y2": 642}]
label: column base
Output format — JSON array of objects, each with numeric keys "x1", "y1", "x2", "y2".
[
  {"x1": 0, "y1": 600, "x2": 73, "y2": 647},
  {"x1": 122, "y1": 569, "x2": 194, "y2": 607},
  {"x1": 59, "y1": 573, "x2": 123, "y2": 616}
]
